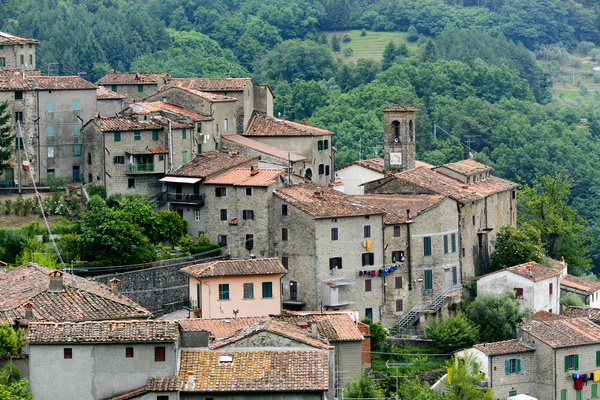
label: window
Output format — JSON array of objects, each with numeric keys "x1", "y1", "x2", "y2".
[
  {"x1": 451, "y1": 233, "x2": 456, "y2": 253},
  {"x1": 549, "y1": 283, "x2": 553, "y2": 295},
  {"x1": 392, "y1": 250, "x2": 404, "y2": 263},
  {"x1": 262, "y1": 282, "x2": 273, "y2": 298},
  {"x1": 215, "y1": 187, "x2": 226, "y2": 197},
  {"x1": 565, "y1": 354, "x2": 579, "y2": 371},
  {"x1": 282, "y1": 228, "x2": 288, "y2": 241},
  {"x1": 15, "y1": 111, "x2": 23, "y2": 123},
  {"x1": 281, "y1": 257, "x2": 289, "y2": 269},
  {"x1": 137, "y1": 84, "x2": 143, "y2": 93},
  {"x1": 561, "y1": 389, "x2": 568, "y2": 400},
  {"x1": 245, "y1": 234, "x2": 253, "y2": 249},
  {"x1": 20, "y1": 54, "x2": 24, "y2": 65},
  {"x1": 224, "y1": 119, "x2": 228, "y2": 131},
  {"x1": 46, "y1": 101, "x2": 53, "y2": 113},
  {"x1": 154, "y1": 346, "x2": 165, "y2": 362},
  {"x1": 73, "y1": 99, "x2": 80, "y2": 111},
  {"x1": 290, "y1": 281, "x2": 298, "y2": 300},
  {"x1": 197, "y1": 122, "x2": 202, "y2": 132},
  {"x1": 47, "y1": 126, "x2": 54, "y2": 137},
  {"x1": 424, "y1": 270, "x2": 433, "y2": 290},
  {"x1": 182, "y1": 151, "x2": 187, "y2": 163},
  {"x1": 331, "y1": 227, "x2": 338, "y2": 240},
  {"x1": 47, "y1": 146, "x2": 54, "y2": 158},
  {"x1": 396, "y1": 299, "x2": 403, "y2": 312},
  {"x1": 472, "y1": 215, "x2": 475, "y2": 225},
  {"x1": 364, "y1": 225, "x2": 371, "y2": 238},
  {"x1": 318, "y1": 164, "x2": 324, "y2": 175},
  {"x1": 246, "y1": 187, "x2": 252, "y2": 196},
  {"x1": 111, "y1": 85, "x2": 117, "y2": 92},
  {"x1": 87, "y1": 152, "x2": 92, "y2": 164},
  {"x1": 444, "y1": 234, "x2": 449, "y2": 254},
  {"x1": 452, "y1": 266, "x2": 457, "y2": 285},
  {"x1": 318, "y1": 140, "x2": 323, "y2": 150},
  {"x1": 157, "y1": 396, "x2": 169, "y2": 400},
  {"x1": 47, "y1": 169, "x2": 55, "y2": 181},
  {"x1": 73, "y1": 144, "x2": 82, "y2": 156},
  {"x1": 395, "y1": 276, "x2": 402, "y2": 289},
  {"x1": 182, "y1": 129, "x2": 187, "y2": 139},
  {"x1": 128, "y1": 178, "x2": 135, "y2": 189},
  {"x1": 219, "y1": 284, "x2": 230, "y2": 300},
  {"x1": 329, "y1": 257, "x2": 342, "y2": 269},
  {"x1": 509, "y1": 390, "x2": 517, "y2": 397},
  {"x1": 125, "y1": 347, "x2": 134, "y2": 358},
  {"x1": 134, "y1": 131, "x2": 141, "y2": 141},
  {"x1": 0, "y1": 57, "x2": 5, "y2": 68},
  {"x1": 74, "y1": 124, "x2": 81, "y2": 136},
  {"x1": 194, "y1": 209, "x2": 201, "y2": 221},
  {"x1": 14, "y1": 91, "x2": 23, "y2": 100},
  {"x1": 64, "y1": 348, "x2": 72, "y2": 359},
  {"x1": 324, "y1": 139, "x2": 329, "y2": 149},
  {"x1": 365, "y1": 279, "x2": 372, "y2": 292},
  {"x1": 282, "y1": 204, "x2": 288, "y2": 215},
  {"x1": 220, "y1": 209, "x2": 227, "y2": 221},
  {"x1": 365, "y1": 308, "x2": 373, "y2": 320},
  {"x1": 424, "y1": 236, "x2": 432, "y2": 256},
  {"x1": 242, "y1": 210, "x2": 254, "y2": 220},
  {"x1": 29, "y1": 54, "x2": 32, "y2": 65},
  {"x1": 114, "y1": 156, "x2": 124, "y2": 164},
  {"x1": 394, "y1": 226, "x2": 401, "y2": 237},
  {"x1": 15, "y1": 136, "x2": 24, "y2": 149},
  {"x1": 114, "y1": 131, "x2": 121, "y2": 142},
  {"x1": 362, "y1": 252, "x2": 374, "y2": 266},
  {"x1": 216, "y1": 123, "x2": 218, "y2": 132},
  {"x1": 88, "y1": 174, "x2": 93, "y2": 183},
  {"x1": 218, "y1": 235, "x2": 227, "y2": 247},
  {"x1": 197, "y1": 143, "x2": 202, "y2": 153},
  {"x1": 243, "y1": 283, "x2": 254, "y2": 299},
  {"x1": 514, "y1": 288, "x2": 523, "y2": 298},
  {"x1": 506, "y1": 358, "x2": 521, "y2": 374}
]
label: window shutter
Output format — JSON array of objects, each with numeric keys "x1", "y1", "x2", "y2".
[
  {"x1": 592, "y1": 383, "x2": 597, "y2": 398},
  {"x1": 506, "y1": 359, "x2": 510, "y2": 375},
  {"x1": 516, "y1": 358, "x2": 521, "y2": 373},
  {"x1": 597, "y1": 350, "x2": 600, "y2": 367},
  {"x1": 565, "y1": 356, "x2": 570, "y2": 372},
  {"x1": 575, "y1": 354, "x2": 579, "y2": 370},
  {"x1": 561, "y1": 389, "x2": 568, "y2": 400}
]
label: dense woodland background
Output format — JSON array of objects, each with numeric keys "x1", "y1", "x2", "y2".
[{"x1": 3, "y1": 0, "x2": 600, "y2": 272}]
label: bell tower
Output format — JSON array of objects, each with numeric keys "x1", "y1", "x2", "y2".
[{"x1": 383, "y1": 102, "x2": 418, "y2": 174}]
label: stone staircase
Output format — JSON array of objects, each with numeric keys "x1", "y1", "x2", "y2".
[{"x1": 394, "y1": 287, "x2": 457, "y2": 332}]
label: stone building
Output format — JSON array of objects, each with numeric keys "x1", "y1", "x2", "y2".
[
  {"x1": 96, "y1": 71, "x2": 170, "y2": 102},
  {"x1": 244, "y1": 112, "x2": 335, "y2": 187},
  {"x1": 356, "y1": 194, "x2": 461, "y2": 327},
  {"x1": 382, "y1": 102, "x2": 418, "y2": 174},
  {"x1": 270, "y1": 182, "x2": 387, "y2": 322},
  {"x1": 560, "y1": 273, "x2": 600, "y2": 308},
  {"x1": 96, "y1": 86, "x2": 126, "y2": 117},
  {"x1": 0, "y1": 32, "x2": 38, "y2": 70}
]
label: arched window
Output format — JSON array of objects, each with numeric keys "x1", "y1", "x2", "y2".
[
  {"x1": 305, "y1": 168, "x2": 312, "y2": 181},
  {"x1": 392, "y1": 121, "x2": 400, "y2": 142}
]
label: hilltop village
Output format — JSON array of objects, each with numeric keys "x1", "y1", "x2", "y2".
[{"x1": 2, "y1": 31, "x2": 600, "y2": 400}]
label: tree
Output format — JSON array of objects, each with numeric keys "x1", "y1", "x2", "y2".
[
  {"x1": 343, "y1": 371, "x2": 384, "y2": 399},
  {"x1": 519, "y1": 172, "x2": 593, "y2": 273},
  {"x1": 425, "y1": 314, "x2": 478, "y2": 352},
  {"x1": 331, "y1": 35, "x2": 341, "y2": 52},
  {"x1": 466, "y1": 291, "x2": 527, "y2": 343},
  {"x1": 446, "y1": 353, "x2": 494, "y2": 400},
  {"x1": 0, "y1": 101, "x2": 15, "y2": 171},
  {"x1": 491, "y1": 223, "x2": 543, "y2": 270},
  {"x1": 0, "y1": 323, "x2": 24, "y2": 358},
  {"x1": 361, "y1": 317, "x2": 387, "y2": 349},
  {"x1": 560, "y1": 292, "x2": 585, "y2": 307}
]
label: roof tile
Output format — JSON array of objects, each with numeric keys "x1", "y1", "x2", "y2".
[
  {"x1": 96, "y1": 117, "x2": 164, "y2": 132},
  {"x1": 97, "y1": 72, "x2": 170, "y2": 85},
  {"x1": 157, "y1": 84, "x2": 238, "y2": 102},
  {"x1": 97, "y1": 85, "x2": 126, "y2": 100},
  {"x1": 245, "y1": 113, "x2": 333, "y2": 137},
  {"x1": 203, "y1": 167, "x2": 286, "y2": 187},
  {"x1": 476, "y1": 261, "x2": 561, "y2": 282},
  {"x1": 0, "y1": 32, "x2": 39, "y2": 44},
  {"x1": 130, "y1": 102, "x2": 212, "y2": 121},
  {"x1": 561, "y1": 274, "x2": 600, "y2": 293},
  {"x1": 473, "y1": 339, "x2": 535, "y2": 355},
  {"x1": 180, "y1": 258, "x2": 286, "y2": 278},
  {"x1": 222, "y1": 134, "x2": 307, "y2": 162},
  {"x1": 168, "y1": 77, "x2": 252, "y2": 92},
  {"x1": 520, "y1": 317, "x2": 600, "y2": 348},
  {"x1": 167, "y1": 151, "x2": 257, "y2": 179},
  {"x1": 355, "y1": 194, "x2": 447, "y2": 225}
]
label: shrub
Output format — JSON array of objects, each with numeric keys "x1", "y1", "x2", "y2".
[
  {"x1": 4, "y1": 199, "x2": 10, "y2": 215},
  {"x1": 87, "y1": 185, "x2": 107, "y2": 200},
  {"x1": 577, "y1": 41, "x2": 595, "y2": 55},
  {"x1": 343, "y1": 47, "x2": 353, "y2": 57},
  {"x1": 47, "y1": 174, "x2": 67, "y2": 192},
  {"x1": 342, "y1": 34, "x2": 351, "y2": 43},
  {"x1": 360, "y1": 28, "x2": 366, "y2": 37},
  {"x1": 425, "y1": 313, "x2": 478, "y2": 352},
  {"x1": 561, "y1": 292, "x2": 585, "y2": 307}
]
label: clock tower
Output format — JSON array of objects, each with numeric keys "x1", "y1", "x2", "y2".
[{"x1": 383, "y1": 102, "x2": 418, "y2": 174}]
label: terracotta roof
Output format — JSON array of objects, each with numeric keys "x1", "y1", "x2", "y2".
[
  {"x1": 0, "y1": 69, "x2": 33, "y2": 90},
  {"x1": 520, "y1": 317, "x2": 600, "y2": 348},
  {"x1": 97, "y1": 85, "x2": 126, "y2": 100},
  {"x1": 107, "y1": 386, "x2": 149, "y2": 400},
  {"x1": 203, "y1": 167, "x2": 285, "y2": 187},
  {"x1": 561, "y1": 274, "x2": 600, "y2": 293},
  {"x1": 245, "y1": 113, "x2": 333, "y2": 137},
  {"x1": 179, "y1": 317, "x2": 267, "y2": 338},
  {"x1": 531, "y1": 310, "x2": 568, "y2": 322},
  {"x1": 393, "y1": 167, "x2": 518, "y2": 204},
  {"x1": 26, "y1": 320, "x2": 179, "y2": 343},
  {"x1": 168, "y1": 77, "x2": 252, "y2": 92},
  {"x1": 152, "y1": 116, "x2": 192, "y2": 129},
  {"x1": 32, "y1": 76, "x2": 97, "y2": 90},
  {"x1": 473, "y1": 339, "x2": 535, "y2": 356},
  {"x1": 548, "y1": 258, "x2": 568, "y2": 271},
  {"x1": 148, "y1": 147, "x2": 169, "y2": 154},
  {"x1": 167, "y1": 151, "x2": 257, "y2": 179},
  {"x1": 222, "y1": 134, "x2": 307, "y2": 162},
  {"x1": 415, "y1": 160, "x2": 436, "y2": 169},
  {"x1": 129, "y1": 102, "x2": 212, "y2": 121},
  {"x1": 96, "y1": 117, "x2": 164, "y2": 132},
  {"x1": 275, "y1": 182, "x2": 384, "y2": 219},
  {"x1": 382, "y1": 102, "x2": 419, "y2": 112},
  {"x1": 179, "y1": 349, "x2": 329, "y2": 392},
  {"x1": 156, "y1": 85, "x2": 238, "y2": 102},
  {"x1": 355, "y1": 194, "x2": 447, "y2": 225},
  {"x1": 337, "y1": 158, "x2": 385, "y2": 174},
  {"x1": 211, "y1": 318, "x2": 332, "y2": 350},
  {"x1": 562, "y1": 306, "x2": 600, "y2": 322},
  {"x1": 147, "y1": 377, "x2": 181, "y2": 391},
  {"x1": 0, "y1": 263, "x2": 150, "y2": 323},
  {"x1": 96, "y1": 72, "x2": 170, "y2": 85},
  {"x1": 436, "y1": 159, "x2": 492, "y2": 176},
  {"x1": 180, "y1": 258, "x2": 286, "y2": 279},
  {"x1": 278, "y1": 312, "x2": 363, "y2": 341},
  {"x1": 476, "y1": 261, "x2": 561, "y2": 282},
  {"x1": 0, "y1": 32, "x2": 39, "y2": 44}
]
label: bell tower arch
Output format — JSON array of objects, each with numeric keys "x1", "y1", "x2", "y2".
[{"x1": 382, "y1": 102, "x2": 418, "y2": 174}]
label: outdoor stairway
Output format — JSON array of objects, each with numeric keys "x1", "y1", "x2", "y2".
[{"x1": 394, "y1": 287, "x2": 456, "y2": 333}]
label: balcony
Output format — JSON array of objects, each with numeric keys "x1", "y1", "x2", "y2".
[
  {"x1": 163, "y1": 192, "x2": 205, "y2": 205},
  {"x1": 183, "y1": 298, "x2": 201, "y2": 310},
  {"x1": 126, "y1": 162, "x2": 156, "y2": 174}
]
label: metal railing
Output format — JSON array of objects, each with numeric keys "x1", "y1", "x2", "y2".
[
  {"x1": 163, "y1": 193, "x2": 205, "y2": 204},
  {"x1": 183, "y1": 298, "x2": 200, "y2": 310},
  {"x1": 126, "y1": 163, "x2": 154, "y2": 172}
]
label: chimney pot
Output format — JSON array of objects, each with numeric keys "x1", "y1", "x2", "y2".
[
  {"x1": 48, "y1": 270, "x2": 64, "y2": 292},
  {"x1": 24, "y1": 302, "x2": 34, "y2": 320},
  {"x1": 110, "y1": 278, "x2": 120, "y2": 295},
  {"x1": 311, "y1": 322, "x2": 318, "y2": 339}
]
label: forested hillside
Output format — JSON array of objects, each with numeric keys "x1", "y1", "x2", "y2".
[{"x1": 3, "y1": 0, "x2": 600, "y2": 271}]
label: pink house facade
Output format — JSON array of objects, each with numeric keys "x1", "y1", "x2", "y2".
[{"x1": 180, "y1": 258, "x2": 286, "y2": 319}]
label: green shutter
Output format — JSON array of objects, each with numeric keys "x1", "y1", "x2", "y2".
[
  {"x1": 577, "y1": 389, "x2": 583, "y2": 400},
  {"x1": 508, "y1": 390, "x2": 517, "y2": 397},
  {"x1": 516, "y1": 358, "x2": 521, "y2": 373},
  {"x1": 566, "y1": 355, "x2": 570, "y2": 372},
  {"x1": 444, "y1": 235, "x2": 448, "y2": 254},
  {"x1": 593, "y1": 383, "x2": 598, "y2": 398},
  {"x1": 597, "y1": 351, "x2": 600, "y2": 367},
  {"x1": 561, "y1": 389, "x2": 568, "y2": 400},
  {"x1": 452, "y1": 266, "x2": 457, "y2": 285},
  {"x1": 575, "y1": 354, "x2": 579, "y2": 370},
  {"x1": 424, "y1": 270, "x2": 433, "y2": 290},
  {"x1": 506, "y1": 359, "x2": 510, "y2": 374}
]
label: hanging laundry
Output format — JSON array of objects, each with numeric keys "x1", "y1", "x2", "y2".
[
  {"x1": 359, "y1": 271, "x2": 363, "y2": 276},
  {"x1": 371, "y1": 270, "x2": 375, "y2": 277},
  {"x1": 583, "y1": 374, "x2": 588, "y2": 385},
  {"x1": 568, "y1": 374, "x2": 572, "y2": 381},
  {"x1": 594, "y1": 371, "x2": 600, "y2": 382},
  {"x1": 574, "y1": 374, "x2": 579, "y2": 379},
  {"x1": 574, "y1": 377, "x2": 583, "y2": 390}
]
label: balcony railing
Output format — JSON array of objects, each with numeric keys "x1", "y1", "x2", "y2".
[
  {"x1": 163, "y1": 193, "x2": 205, "y2": 205},
  {"x1": 126, "y1": 163, "x2": 155, "y2": 173},
  {"x1": 183, "y1": 298, "x2": 201, "y2": 310}
]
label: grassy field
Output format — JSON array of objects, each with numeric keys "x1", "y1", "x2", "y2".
[
  {"x1": 550, "y1": 52, "x2": 600, "y2": 102},
  {"x1": 327, "y1": 30, "x2": 420, "y2": 63}
]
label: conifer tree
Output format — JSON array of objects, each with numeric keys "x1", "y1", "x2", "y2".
[{"x1": 0, "y1": 100, "x2": 15, "y2": 171}]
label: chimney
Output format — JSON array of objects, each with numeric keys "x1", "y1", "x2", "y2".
[
  {"x1": 184, "y1": 371, "x2": 195, "y2": 390},
  {"x1": 48, "y1": 270, "x2": 64, "y2": 292},
  {"x1": 24, "y1": 302, "x2": 34, "y2": 320},
  {"x1": 301, "y1": 119, "x2": 309, "y2": 125},
  {"x1": 110, "y1": 278, "x2": 120, "y2": 295},
  {"x1": 527, "y1": 266, "x2": 533, "y2": 278},
  {"x1": 311, "y1": 322, "x2": 318, "y2": 339},
  {"x1": 250, "y1": 165, "x2": 259, "y2": 176}
]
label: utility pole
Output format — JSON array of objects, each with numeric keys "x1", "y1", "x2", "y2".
[{"x1": 464, "y1": 135, "x2": 481, "y2": 159}]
